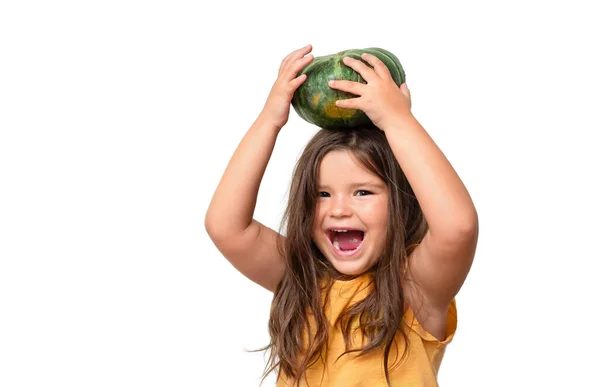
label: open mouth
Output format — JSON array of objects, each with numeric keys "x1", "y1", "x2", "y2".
[{"x1": 326, "y1": 229, "x2": 365, "y2": 255}]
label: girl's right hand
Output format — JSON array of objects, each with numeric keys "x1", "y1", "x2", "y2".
[{"x1": 259, "y1": 44, "x2": 314, "y2": 130}]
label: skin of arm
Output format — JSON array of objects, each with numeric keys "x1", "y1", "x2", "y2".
[
  {"x1": 205, "y1": 45, "x2": 314, "y2": 292},
  {"x1": 330, "y1": 53, "x2": 478, "y2": 338}
]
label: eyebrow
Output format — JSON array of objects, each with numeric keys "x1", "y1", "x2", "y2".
[{"x1": 318, "y1": 181, "x2": 386, "y2": 190}]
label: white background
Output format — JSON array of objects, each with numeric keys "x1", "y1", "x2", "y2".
[{"x1": 1, "y1": 0, "x2": 599, "y2": 386}]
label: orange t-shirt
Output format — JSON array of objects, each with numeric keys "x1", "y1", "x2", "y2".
[{"x1": 276, "y1": 274, "x2": 457, "y2": 387}]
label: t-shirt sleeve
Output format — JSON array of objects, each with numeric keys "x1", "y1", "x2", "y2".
[{"x1": 404, "y1": 298, "x2": 458, "y2": 345}]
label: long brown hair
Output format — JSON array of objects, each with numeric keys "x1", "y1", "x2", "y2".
[{"x1": 259, "y1": 125, "x2": 427, "y2": 386}]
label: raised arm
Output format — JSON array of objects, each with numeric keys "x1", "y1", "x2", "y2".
[
  {"x1": 384, "y1": 114, "x2": 478, "y2": 305},
  {"x1": 328, "y1": 53, "x2": 478, "y2": 333},
  {"x1": 204, "y1": 45, "x2": 314, "y2": 292}
]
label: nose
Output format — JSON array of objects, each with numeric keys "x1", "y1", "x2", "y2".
[{"x1": 330, "y1": 194, "x2": 352, "y2": 218}]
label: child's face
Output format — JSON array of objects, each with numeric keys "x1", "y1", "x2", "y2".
[{"x1": 312, "y1": 150, "x2": 389, "y2": 276}]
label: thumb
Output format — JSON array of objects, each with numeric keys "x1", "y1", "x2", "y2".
[
  {"x1": 401, "y1": 83, "x2": 411, "y2": 98},
  {"x1": 401, "y1": 83, "x2": 411, "y2": 108}
]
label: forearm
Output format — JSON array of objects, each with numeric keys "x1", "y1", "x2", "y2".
[
  {"x1": 383, "y1": 116, "x2": 478, "y2": 238},
  {"x1": 205, "y1": 116, "x2": 280, "y2": 236}
]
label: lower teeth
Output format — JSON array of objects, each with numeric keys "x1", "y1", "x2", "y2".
[{"x1": 333, "y1": 240, "x2": 356, "y2": 251}]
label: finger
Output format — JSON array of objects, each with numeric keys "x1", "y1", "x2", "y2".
[
  {"x1": 288, "y1": 73, "x2": 308, "y2": 91},
  {"x1": 293, "y1": 44, "x2": 313, "y2": 59},
  {"x1": 401, "y1": 83, "x2": 412, "y2": 108},
  {"x1": 328, "y1": 79, "x2": 366, "y2": 96},
  {"x1": 360, "y1": 53, "x2": 392, "y2": 80},
  {"x1": 342, "y1": 56, "x2": 377, "y2": 83},
  {"x1": 401, "y1": 83, "x2": 411, "y2": 98},
  {"x1": 335, "y1": 97, "x2": 361, "y2": 110},
  {"x1": 285, "y1": 53, "x2": 314, "y2": 79},
  {"x1": 281, "y1": 44, "x2": 312, "y2": 70}
]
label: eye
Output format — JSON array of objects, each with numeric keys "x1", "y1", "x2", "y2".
[
  {"x1": 319, "y1": 191, "x2": 330, "y2": 198},
  {"x1": 355, "y1": 190, "x2": 372, "y2": 196}
]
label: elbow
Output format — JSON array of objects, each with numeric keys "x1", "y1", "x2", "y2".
[
  {"x1": 431, "y1": 209, "x2": 479, "y2": 244},
  {"x1": 451, "y1": 210, "x2": 479, "y2": 246},
  {"x1": 205, "y1": 214, "x2": 232, "y2": 252},
  {"x1": 204, "y1": 209, "x2": 249, "y2": 248},
  {"x1": 204, "y1": 209, "x2": 222, "y2": 242},
  {"x1": 456, "y1": 210, "x2": 478, "y2": 236}
]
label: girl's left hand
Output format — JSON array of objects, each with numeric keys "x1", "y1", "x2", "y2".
[{"x1": 328, "y1": 53, "x2": 413, "y2": 131}]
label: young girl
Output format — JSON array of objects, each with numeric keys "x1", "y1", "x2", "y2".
[{"x1": 205, "y1": 45, "x2": 478, "y2": 387}]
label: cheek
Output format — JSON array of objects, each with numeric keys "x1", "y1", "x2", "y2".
[
  {"x1": 311, "y1": 204, "x2": 326, "y2": 238},
  {"x1": 362, "y1": 201, "x2": 388, "y2": 226}
]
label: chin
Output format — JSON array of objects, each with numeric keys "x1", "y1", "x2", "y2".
[{"x1": 330, "y1": 259, "x2": 375, "y2": 277}]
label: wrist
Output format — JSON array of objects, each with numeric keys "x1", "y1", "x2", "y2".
[
  {"x1": 254, "y1": 112, "x2": 283, "y2": 134},
  {"x1": 381, "y1": 113, "x2": 419, "y2": 133}
]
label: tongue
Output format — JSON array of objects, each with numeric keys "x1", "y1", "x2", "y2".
[{"x1": 336, "y1": 231, "x2": 363, "y2": 250}]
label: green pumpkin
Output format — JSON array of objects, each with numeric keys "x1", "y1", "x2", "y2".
[{"x1": 291, "y1": 47, "x2": 406, "y2": 130}]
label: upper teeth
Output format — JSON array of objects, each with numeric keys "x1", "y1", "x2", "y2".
[{"x1": 333, "y1": 229, "x2": 348, "y2": 232}]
